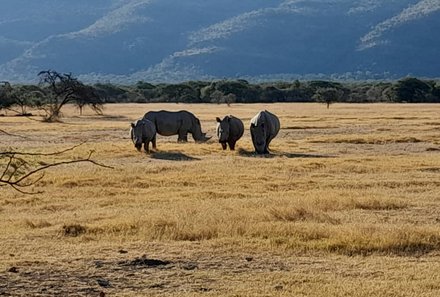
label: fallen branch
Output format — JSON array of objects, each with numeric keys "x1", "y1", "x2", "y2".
[
  {"x1": 1, "y1": 143, "x2": 113, "y2": 194},
  {"x1": 0, "y1": 129, "x2": 28, "y2": 139},
  {"x1": 0, "y1": 141, "x2": 87, "y2": 156}
]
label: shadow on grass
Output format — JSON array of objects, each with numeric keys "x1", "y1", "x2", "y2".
[
  {"x1": 78, "y1": 114, "x2": 130, "y2": 121},
  {"x1": 151, "y1": 151, "x2": 200, "y2": 161},
  {"x1": 237, "y1": 148, "x2": 334, "y2": 159}
]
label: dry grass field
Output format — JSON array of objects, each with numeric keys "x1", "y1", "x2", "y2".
[{"x1": 1, "y1": 103, "x2": 440, "y2": 296}]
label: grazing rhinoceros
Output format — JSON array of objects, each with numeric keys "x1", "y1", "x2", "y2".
[
  {"x1": 216, "y1": 115, "x2": 244, "y2": 150},
  {"x1": 130, "y1": 118, "x2": 156, "y2": 153},
  {"x1": 144, "y1": 110, "x2": 211, "y2": 143},
  {"x1": 250, "y1": 110, "x2": 280, "y2": 154}
]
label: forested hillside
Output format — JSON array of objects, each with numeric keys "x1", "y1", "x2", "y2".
[{"x1": 0, "y1": 0, "x2": 439, "y2": 83}]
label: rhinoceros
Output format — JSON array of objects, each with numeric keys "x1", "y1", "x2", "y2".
[
  {"x1": 250, "y1": 110, "x2": 280, "y2": 154},
  {"x1": 130, "y1": 118, "x2": 156, "y2": 153},
  {"x1": 144, "y1": 110, "x2": 211, "y2": 143},
  {"x1": 216, "y1": 115, "x2": 244, "y2": 150}
]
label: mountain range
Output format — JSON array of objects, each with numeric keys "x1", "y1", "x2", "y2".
[{"x1": 0, "y1": 0, "x2": 439, "y2": 83}]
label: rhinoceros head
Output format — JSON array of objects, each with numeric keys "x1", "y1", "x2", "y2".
[
  {"x1": 192, "y1": 117, "x2": 212, "y2": 142},
  {"x1": 216, "y1": 116, "x2": 230, "y2": 143},
  {"x1": 250, "y1": 122, "x2": 267, "y2": 154},
  {"x1": 130, "y1": 120, "x2": 144, "y2": 151}
]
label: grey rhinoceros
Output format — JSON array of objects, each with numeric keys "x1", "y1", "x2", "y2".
[
  {"x1": 250, "y1": 110, "x2": 280, "y2": 154},
  {"x1": 130, "y1": 118, "x2": 156, "y2": 153},
  {"x1": 144, "y1": 110, "x2": 211, "y2": 143},
  {"x1": 216, "y1": 115, "x2": 244, "y2": 150}
]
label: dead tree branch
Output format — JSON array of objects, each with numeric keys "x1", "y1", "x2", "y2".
[
  {"x1": 0, "y1": 143, "x2": 113, "y2": 194},
  {"x1": 0, "y1": 129, "x2": 28, "y2": 139}
]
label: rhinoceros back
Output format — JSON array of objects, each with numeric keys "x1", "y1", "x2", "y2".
[
  {"x1": 229, "y1": 116, "x2": 244, "y2": 140},
  {"x1": 144, "y1": 110, "x2": 185, "y2": 136}
]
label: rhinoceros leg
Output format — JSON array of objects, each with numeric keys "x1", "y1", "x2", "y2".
[
  {"x1": 177, "y1": 130, "x2": 188, "y2": 142},
  {"x1": 220, "y1": 142, "x2": 227, "y2": 150},
  {"x1": 228, "y1": 140, "x2": 236, "y2": 151},
  {"x1": 144, "y1": 141, "x2": 150, "y2": 154},
  {"x1": 152, "y1": 136, "x2": 157, "y2": 149},
  {"x1": 264, "y1": 137, "x2": 272, "y2": 154},
  {"x1": 177, "y1": 135, "x2": 187, "y2": 142}
]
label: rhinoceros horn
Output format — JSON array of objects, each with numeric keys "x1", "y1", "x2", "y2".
[
  {"x1": 195, "y1": 133, "x2": 211, "y2": 143},
  {"x1": 195, "y1": 133, "x2": 210, "y2": 142}
]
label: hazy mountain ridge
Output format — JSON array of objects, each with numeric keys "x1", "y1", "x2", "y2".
[{"x1": 0, "y1": 0, "x2": 438, "y2": 83}]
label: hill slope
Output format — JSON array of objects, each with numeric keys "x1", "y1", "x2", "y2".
[{"x1": 0, "y1": 0, "x2": 439, "y2": 82}]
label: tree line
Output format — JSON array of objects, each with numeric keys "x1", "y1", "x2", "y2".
[{"x1": 1, "y1": 70, "x2": 440, "y2": 120}]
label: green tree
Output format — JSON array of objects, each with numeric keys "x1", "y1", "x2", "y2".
[
  {"x1": 433, "y1": 83, "x2": 440, "y2": 102},
  {"x1": 313, "y1": 87, "x2": 343, "y2": 109},
  {"x1": 393, "y1": 77, "x2": 432, "y2": 103},
  {"x1": 0, "y1": 82, "x2": 15, "y2": 113},
  {"x1": 73, "y1": 85, "x2": 104, "y2": 115},
  {"x1": 11, "y1": 85, "x2": 45, "y2": 115},
  {"x1": 159, "y1": 83, "x2": 198, "y2": 103}
]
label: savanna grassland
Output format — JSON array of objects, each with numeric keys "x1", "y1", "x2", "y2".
[{"x1": 1, "y1": 103, "x2": 440, "y2": 296}]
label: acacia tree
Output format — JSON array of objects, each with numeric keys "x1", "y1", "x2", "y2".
[
  {"x1": 38, "y1": 70, "x2": 104, "y2": 121},
  {"x1": 313, "y1": 87, "x2": 344, "y2": 109},
  {"x1": 73, "y1": 85, "x2": 104, "y2": 115},
  {"x1": 9, "y1": 85, "x2": 44, "y2": 116}
]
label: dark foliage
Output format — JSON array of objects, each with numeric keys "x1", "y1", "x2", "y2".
[
  {"x1": 3, "y1": 76, "x2": 440, "y2": 110},
  {"x1": 393, "y1": 78, "x2": 438, "y2": 103}
]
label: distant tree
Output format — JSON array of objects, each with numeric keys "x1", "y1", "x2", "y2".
[
  {"x1": 159, "y1": 83, "x2": 198, "y2": 103},
  {"x1": 293, "y1": 79, "x2": 301, "y2": 89},
  {"x1": 72, "y1": 85, "x2": 104, "y2": 115},
  {"x1": 200, "y1": 83, "x2": 216, "y2": 102},
  {"x1": 0, "y1": 82, "x2": 15, "y2": 113},
  {"x1": 209, "y1": 90, "x2": 225, "y2": 104},
  {"x1": 313, "y1": 87, "x2": 344, "y2": 109},
  {"x1": 38, "y1": 70, "x2": 103, "y2": 121},
  {"x1": 94, "y1": 83, "x2": 128, "y2": 103},
  {"x1": 433, "y1": 83, "x2": 440, "y2": 102},
  {"x1": 0, "y1": 83, "x2": 46, "y2": 116},
  {"x1": 10, "y1": 85, "x2": 45, "y2": 116},
  {"x1": 225, "y1": 93, "x2": 237, "y2": 106},
  {"x1": 260, "y1": 86, "x2": 284, "y2": 102},
  {"x1": 393, "y1": 77, "x2": 432, "y2": 103},
  {"x1": 309, "y1": 80, "x2": 343, "y2": 90},
  {"x1": 135, "y1": 81, "x2": 155, "y2": 90},
  {"x1": 215, "y1": 80, "x2": 259, "y2": 103}
]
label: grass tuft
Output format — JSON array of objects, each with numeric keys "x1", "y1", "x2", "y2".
[
  {"x1": 324, "y1": 226, "x2": 440, "y2": 256},
  {"x1": 268, "y1": 207, "x2": 340, "y2": 224},
  {"x1": 351, "y1": 197, "x2": 408, "y2": 210},
  {"x1": 24, "y1": 219, "x2": 52, "y2": 229}
]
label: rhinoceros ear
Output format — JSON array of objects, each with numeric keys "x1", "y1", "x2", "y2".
[
  {"x1": 216, "y1": 117, "x2": 221, "y2": 123},
  {"x1": 131, "y1": 123, "x2": 135, "y2": 128}
]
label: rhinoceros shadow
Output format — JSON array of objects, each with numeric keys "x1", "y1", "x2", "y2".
[
  {"x1": 237, "y1": 148, "x2": 333, "y2": 159},
  {"x1": 150, "y1": 151, "x2": 200, "y2": 161}
]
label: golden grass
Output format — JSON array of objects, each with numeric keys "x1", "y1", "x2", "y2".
[{"x1": 1, "y1": 103, "x2": 440, "y2": 296}]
